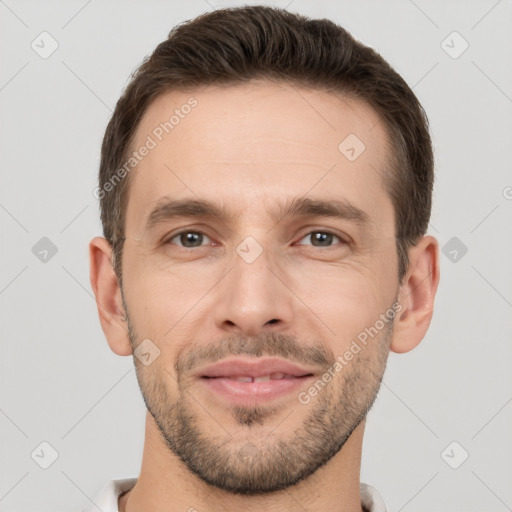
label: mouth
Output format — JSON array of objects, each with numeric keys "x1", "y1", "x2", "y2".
[{"x1": 196, "y1": 357, "x2": 316, "y2": 404}]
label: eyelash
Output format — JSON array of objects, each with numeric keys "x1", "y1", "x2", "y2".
[{"x1": 163, "y1": 229, "x2": 348, "y2": 248}]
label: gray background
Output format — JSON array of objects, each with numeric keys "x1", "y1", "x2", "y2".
[{"x1": 1, "y1": 0, "x2": 511, "y2": 511}]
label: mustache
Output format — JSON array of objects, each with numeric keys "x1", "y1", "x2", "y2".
[{"x1": 175, "y1": 332, "x2": 335, "y2": 376}]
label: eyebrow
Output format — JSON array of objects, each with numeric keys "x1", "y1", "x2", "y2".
[{"x1": 145, "y1": 196, "x2": 371, "y2": 232}]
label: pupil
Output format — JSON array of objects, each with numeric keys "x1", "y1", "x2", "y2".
[
  {"x1": 182, "y1": 232, "x2": 202, "y2": 247},
  {"x1": 313, "y1": 232, "x2": 332, "y2": 246}
]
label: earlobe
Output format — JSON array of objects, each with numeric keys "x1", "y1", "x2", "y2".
[
  {"x1": 89, "y1": 237, "x2": 133, "y2": 356},
  {"x1": 390, "y1": 235, "x2": 440, "y2": 354}
]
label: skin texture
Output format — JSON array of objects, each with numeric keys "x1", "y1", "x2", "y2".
[{"x1": 90, "y1": 82, "x2": 440, "y2": 512}]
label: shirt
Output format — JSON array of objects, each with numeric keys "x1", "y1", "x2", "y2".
[{"x1": 81, "y1": 478, "x2": 387, "y2": 512}]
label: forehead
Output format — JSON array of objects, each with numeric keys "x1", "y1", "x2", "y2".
[{"x1": 125, "y1": 82, "x2": 394, "y2": 233}]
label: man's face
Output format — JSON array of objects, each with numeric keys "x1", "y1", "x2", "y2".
[{"x1": 121, "y1": 83, "x2": 399, "y2": 493}]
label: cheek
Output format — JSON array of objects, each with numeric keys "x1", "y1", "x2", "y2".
[
  {"x1": 125, "y1": 256, "x2": 219, "y2": 342},
  {"x1": 288, "y1": 262, "x2": 388, "y2": 351}
]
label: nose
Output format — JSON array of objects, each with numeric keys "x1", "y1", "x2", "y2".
[{"x1": 214, "y1": 245, "x2": 294, "y2": 337}]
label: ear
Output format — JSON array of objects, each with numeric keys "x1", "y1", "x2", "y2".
[
  {"x1": 391, "y1": 235, "x2": 440, "y2": 354},
  {"x1": 89, "y1": 237, "x2": 132, "y2": 356}
]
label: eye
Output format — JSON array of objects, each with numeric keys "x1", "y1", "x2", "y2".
[
  {"x1": 297, "y1": 230, "x2": 345, "y2": 247},
  {"x1": 165, "y1": 230, "x2": 213, "y2": 248}
]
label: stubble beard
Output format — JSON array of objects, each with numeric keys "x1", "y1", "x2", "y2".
[{"x1": 125, "y1": 304, "x2": 392, "y2": 495}]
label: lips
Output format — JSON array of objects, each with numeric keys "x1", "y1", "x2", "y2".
[{"x1": 196, "y1": 357, "x2": 316, "y2": 404}]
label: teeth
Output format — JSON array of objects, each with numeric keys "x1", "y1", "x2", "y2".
[
  {"x1": 230, "y1": 373, "x2": 292, "y2": 382},
  {"x1": 254, "y1": 375, "x2": 270, "y2": 382},
  {"x1": 234, "y1": 376, "x2": 253, "y2": 382}
]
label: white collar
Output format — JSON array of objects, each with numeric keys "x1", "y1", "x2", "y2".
[{"x1": 82, "y1": 478, "x2": 387, "y2": 512}]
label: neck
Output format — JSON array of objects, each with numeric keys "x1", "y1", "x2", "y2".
[{"x1": 120, "y1": 412, "x2": 365, "y2": 512}]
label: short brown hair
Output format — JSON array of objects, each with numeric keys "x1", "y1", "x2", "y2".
[{"x1": 98, "y1": 5, "x2": 434, "y2": 284}]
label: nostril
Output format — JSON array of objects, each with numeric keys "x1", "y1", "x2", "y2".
[{"x1": 266, "y1": 319, "x2": 279, "y2": 325}]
